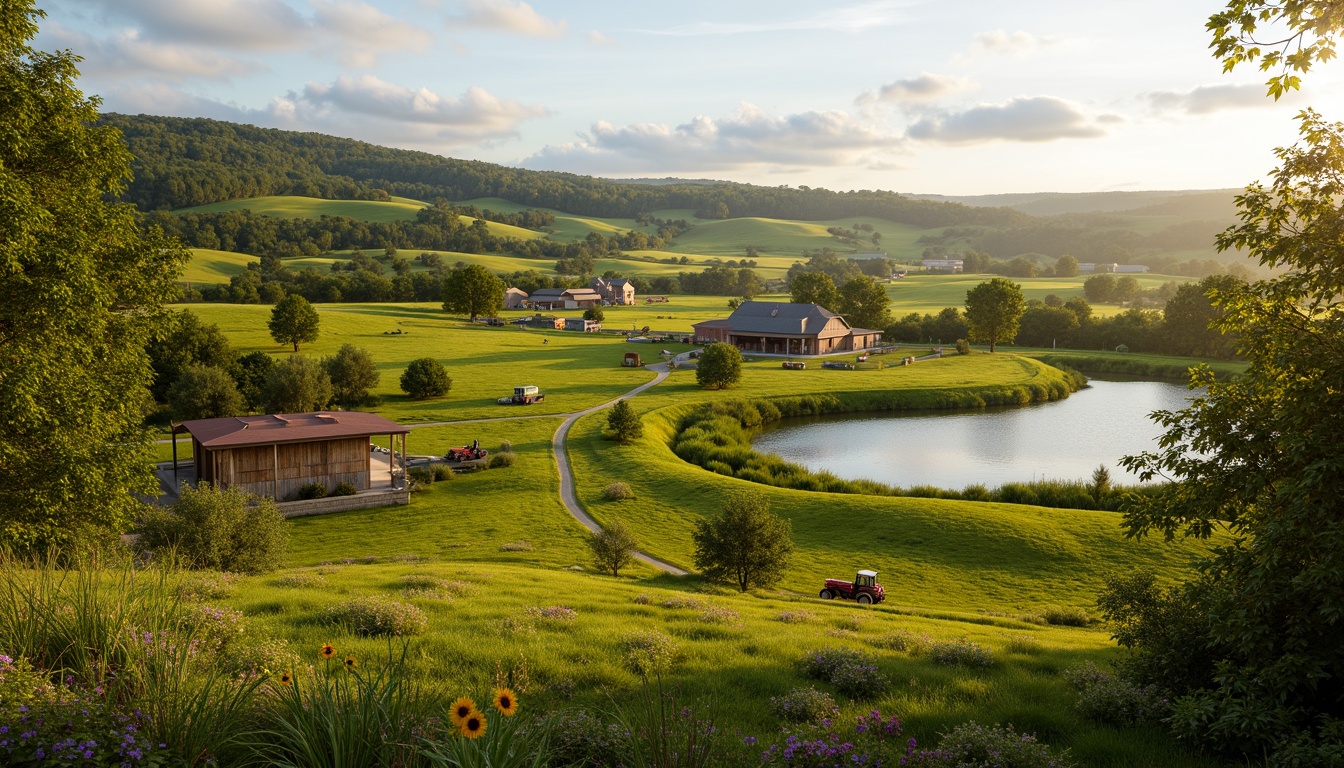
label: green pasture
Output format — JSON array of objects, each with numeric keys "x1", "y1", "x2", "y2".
[
  {"x1": 887, "y1": 273, "x2": 1197, "y2": 317},
  {"x1": 663, "y1": 216, "x2": 931, "y2": 259},
  {"x1": 176, "y1": 195, "x2": 429, "y2": 222},
  {"x1": 182, "y1": 248, "x2": 257, "y2": 284}
]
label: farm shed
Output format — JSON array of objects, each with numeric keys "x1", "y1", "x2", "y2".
[
  {"x1": 692, "y1": 301, "x2": 883, "y2": 355},
  {"x1": 504, "y1": 287, "x2": 529, "y2": 309},
  {"x1": 172, "y1": 411, "x2": 410, "y2": 501}
]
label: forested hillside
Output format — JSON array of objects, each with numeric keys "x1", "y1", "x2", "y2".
[{"x1": 103, "y1": 114, "x2": 1026, "y2": 227}]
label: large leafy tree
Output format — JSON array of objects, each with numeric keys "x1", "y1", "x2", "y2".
[
  {"x1": 838, "y1": 275, "x2": 891, "y2": 330},
  {"x1": 323, "y1": 343, "x2": 380, "y2": 408},
  {"x1": 963, "y1": 278, "x2": 1025, "y2": 352},
  {"x1": 0, "y1": 4, "x2": 186, "y2": 553},
  {"x1": 692, "y1": 491, "x2": 793, "y2": 592},
  {"x1": 263, "y1": 355, "x2": 331, "y2": 413},
  {"x1": 1160, "y1": 274, "x2": 1243, "y2": 358},
  {"x1": 147, "y1": 310, "x2": 236, "y2": 401},
  {"x1": 268, "y1": 294, "x2": 320, "y2": 352},
  {"x1": 694, "y1": 343, "x2": 742, "y2": 390},
  {"x1": 789, "y1": 271, "x2": 841, "y2": 310},
  {"x1": 441, "y1": 264, "x2": 504, "y2": 321}
]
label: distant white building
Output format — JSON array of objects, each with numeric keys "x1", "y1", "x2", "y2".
[
  {"x1": 504, "y1": 287, "x2": 528, "y2": 309},
  {"x1": 921, "y1": 259, "x2": 963, "y2": 273},
  {"x1": 1078, "y1": 263, "x2": 1149, "y2": 274}
]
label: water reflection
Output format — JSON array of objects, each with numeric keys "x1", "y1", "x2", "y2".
[{"x1": 751, "y1": 379, "x2": 1200, "y2": 488}]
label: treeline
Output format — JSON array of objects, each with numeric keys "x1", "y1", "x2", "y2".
[{"x1": 103, "y1": 114, "x2": 1027, "y2": 228}]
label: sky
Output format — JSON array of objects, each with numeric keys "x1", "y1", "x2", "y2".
[{"x1": 34, "y1": 0, "x2": 1344, "y2": 196}]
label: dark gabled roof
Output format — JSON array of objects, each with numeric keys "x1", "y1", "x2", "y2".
[
  {"x1": 708, "y1": 301, "x2": 852, "y2": 337},
  {"x1": 178, "y1": 411, "x2": 408, "y2": 449},
  {"x1": 531, "y1": 288, "x2": 566, "y2": 299}
]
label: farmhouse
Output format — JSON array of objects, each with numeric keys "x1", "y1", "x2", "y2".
[
  {"x1": 692, "y1": 301, "x2": 883, "y2": 355},
  {"x1": 529, "y1": 288, "x2": 602, "y2": 310},
  {"x1": 590, "y1": 277, "x2": 636, "y2": 305},
  {"x1": 921, "y1": 258, "x2": 964, "y2": 273},
  {"x1": 504, "y1": 287, "x2": 528, "y2": 309},
  {"x1": 171, "y1": 411, "x2": 410, "y2": 507}
]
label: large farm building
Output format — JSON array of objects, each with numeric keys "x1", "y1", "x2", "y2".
[{"x1": 692, "y1": 301, "x2": 883, "y2": 355}]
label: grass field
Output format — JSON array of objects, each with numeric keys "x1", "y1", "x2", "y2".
[
  {"x1": 887, "y1": 273, "x2": 1197, "y2": 318},
  {"x1": 177, "y1": 195, "x2": 430, "y2": 222},
  {"x1": 160, "y1": 302, "x2": 1232, "y2": 765},
  {"x1": 182, "y1": 248, "x2": 257, "y2": 284}
]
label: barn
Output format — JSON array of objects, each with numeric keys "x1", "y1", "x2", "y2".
[
  {"x1": 692, "y1": 301, "x2": 883, "y2": 355},
  {"x1": 172, "y1": 411, "x2": 410, "y2": 503}
]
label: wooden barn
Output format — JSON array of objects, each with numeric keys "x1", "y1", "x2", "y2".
[
  {"x1": 692, "y1": 301, "x2": 883, "y2": 355},
  {"x1": 172, "y1": 412, "x2": 410, "y2": 501}
]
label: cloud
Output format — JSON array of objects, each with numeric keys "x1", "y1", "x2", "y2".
[
  {"x1": 647, "y1": 0, "x2": 912, "y2": 36},
  {"x1": 971, "y1": 29, "x2": 1055, "y2": 56},
  {"x1": 275, "y1": 74, "x2": 548, "y2": 143},
  {"x1": 43, "y1": 22, "x2": 261, "y2": 81},
  {"x1": 588, "y1": 30, "x2": 616, "y2": 46},
  {"x1": 906, "y1": 96, "x2": 1106, "y2": 144},
  {"x1": 311, "y1": 1, "x2": 434, "y2": 62},
  {"x1": 856, "y1": 73, "x2": 976, "y2": 106},
  {"x1": 524, "y1": 103, "x2": 904, "y2": 174},
  {"x1": 452, "y1": 0, "x2": 568, "y2": 38},
  {"x1": 1147, "y1": 83, "x2": 1280, "y2": 115}
]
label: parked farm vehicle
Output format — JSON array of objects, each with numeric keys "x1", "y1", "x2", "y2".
[
  {"x1": 498, "y1": 385, "x2": 545, "y2": 405},
  {"x1": 782, "y1": 361, "x2": 806, "y2": 369},
  {"x1": 444, "y1": 439, "x2": 488, "y2": 464},
  {"x1": 622, "y1": 352, "x2": 643, "y2": 367},
  {"x1": 822, "y1": 361, "x2": 854, "y2": 370},
  {"x1": 819, "y1": 569, "x2": 885, "y2": 604}
]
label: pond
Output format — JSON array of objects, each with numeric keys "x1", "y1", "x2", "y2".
[{"x1": 750, "y1": 379, "x2": 1200, "y2": 488}]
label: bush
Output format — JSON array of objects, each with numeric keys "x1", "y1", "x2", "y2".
[
  {"x1": 297, "y1": 482, "x2": 328, "y2": 500},
  {"x1": 488, "y1": 451, "x2": 516, "y2": 468},
  {"x1": 770, "y1": 686, "x2": 839, "y2": 724},
  {"x1": 602, "y1": 481, "x2": 634, "y2": 501},
  {"x1": 399, "y1": 357, "x2": 451, "y2": 399},
  {"x1": 325, "y1": 596, "x2": 428, "y2": 637},
  {"x1": 1041, "y1": 606, "x2": 1090, "y2": 626},
  {"x1": 407, "y1": 467, "x2": 434, "y2": 487},
  {"x1": 545, "y1": 710, "x2": 627, "y2": 768},
  {"x1": 927, "y1": 638, "x2": 994, "y2": 668},
  {"x1": 622, "y1": 630, "x2": 679, "y2": 677},
  {"x1": 955, "y1": 338, "x2": 971, "y2": 355},
  {"x1": 1063, "y1": 662, "x2": 1169, "y2": 726},
  {"x1": 587, "y1": 520, "x2": 638, "y2": 576},
  {"x1": 871, "y1": 629, "x2": 931, "y2": 653},
  {"x1": 912, "y1": 722, "x2": 1074, "y2": 768},
  {"x1": 499, "y1": 439, "x2": 513, "y2": 452},
  {"x1": 605, "y1": 399, "x2": 644, "y2": 444},
  {"x1": 777, "y1": 609, "x2": 815, "y2": 624},
  {"x1": 136, "y1": 482, "x2": 288, "y2": 574},
  {"x1": 332, "y1": 482, "x2": 357, "y2": 496},
  {"x1": 801, "y1": 647, "x2": 889, "y2": 699},
  {"x1": 431, "y1": 464, "x2": 455, "y2": 481}
]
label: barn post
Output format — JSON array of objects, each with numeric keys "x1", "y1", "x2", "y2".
[
  {"x1": 171, "y1": 426, "x2": 178, "y2": 485},
  {"x1": 272, "y1": 443, "x2": 280, "y2": 500}
]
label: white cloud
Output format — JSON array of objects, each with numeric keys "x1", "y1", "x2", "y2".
[
  {"x1": 588, "y1": 30, "x2": 616, "y2": 46},
  {"x1": 856, "y1": 73, "x2": 976, "y2": 106},
  {"x1": 525, "y1": 103, "x2": 904, "y2": 174},
  {"x1": 311, "y1": 1, "x2": 434, "y2": 62},
  {"x1": 971, "y1": 29, "x2": 1055, "y2": 56},
  {"x1": 906, "y1": 96, "x2": 1106, "y2": 144},
  {"x1": 44, "y1": 22, "x2": 261, "y2": 81},
  {"x1": 1147, "y1": 83, "x2": 1281, "y2": 115},
  {"x1": 648, "y1": 1, "x2": 912, "y2": 36},
  {"x1": 452, "y1": 0, "x2": 568, "y2": 38}
]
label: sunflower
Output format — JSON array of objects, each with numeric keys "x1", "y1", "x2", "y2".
[
  {"x1": 492, "y1": 687, "x2": 518, "y2": 717},
  {"x1": 279, "y1": 672, "x2": 293, "y2": 687},
  {"x1": 344, "y1": 656, "x2": 358, "y2": 671},
  {"x1": 459, "y1": 710, "x2": 487, "y2": 739},
  {"x1": 449, "y1": 697, "x2": 477, "y2": 728},
  {"x1": 320, "y1": 643, "x2": 336, "y2": 659}
]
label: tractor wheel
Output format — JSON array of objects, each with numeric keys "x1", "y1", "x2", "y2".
[
  {"x1": 819, "y1": 589, "x2": 834, "y2": 600},
  {"x1": 857, "y1": 593, "x2": 873, "y2": 605}
]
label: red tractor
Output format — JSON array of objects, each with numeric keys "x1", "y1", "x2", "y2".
[
  {"x1": 820, "y1": 569, "x2": 885, "y2": 604},
  {"x1": 444, "y1": 440, "x2": 488, "y2": 463}
]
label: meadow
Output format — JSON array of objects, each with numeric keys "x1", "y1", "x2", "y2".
[{"x1": 135, "y1": 301, "x2": 1236, "y2": 765}]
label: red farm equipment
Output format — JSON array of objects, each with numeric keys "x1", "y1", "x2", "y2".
[{"x1": 819, "y1": 569, "x2": 886, "y2": 604}]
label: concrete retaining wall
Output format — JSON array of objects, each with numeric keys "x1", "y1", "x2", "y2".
[{"x1": 279, "y1": 490, "x2": 409, "y2": 518}]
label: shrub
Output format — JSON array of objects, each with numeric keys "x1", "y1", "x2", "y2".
[
  {"x1": 431, "y1": 464, "x2": 455, "y2": 481},
  {"x1": 399, "y1": 357, "x2": 451, "y2": 399},
  {"x1": 545, "y1": 710, "x2": 627, "y2": 768},
  {"x1": 605, "y1": 399, "x2": 644, "y2": 444},
  {"x1": 407, "y1": 466, "x2": 434, "y2": 487},
  {"x1": 955, "y1": 338, "x2": 971, "y2": 355},
  {"x1": 326, "y1": 596, "x2": 428, "y2": 637},
  {"x1": 1041, "y1": 606, "x2": 1090, "y2": 626},
  {"x1": 1005, "y1": 634, "x2": 1044, "y2": 655},
  {"x1": 698, "y1": 605, "x2": 740, "y2": 624},
  {"x1": 872, "y1": 629, "x2": 932, "y2": 653},
  {"x1": 137, "y1": 482, "x2": 288, "y2": 574},
  {"x1": 659, "y1": 595, "x2": 707, "y2": 610},
  {"x1": 332, "y1": 482, "x2": 357, "y2": 496},
  {"x1": 276, "y1": 572, "x2": 327, "y2": 588},
  {"x1": 488, "y1": 451, "x2": 516, "y2": 468},
  {"x1": 499, "y1": 540, "x2": 534, "y2": 551},
  {"x1": 913, "y1": 722, "x2": 1074, "y2": 768},
  {"x1": 776, "y1": 609, "x2": 815, "y2": 624},
  {"x1": 297, "y1": 482, "x2": 328, "y2": 500},
  {"x1": 695, "y1": 343, "x2": 743, "y2": 389},
  {"x1": 622, "y1": 630, "x2": 679, "y2": 677},
  {"x1": 602, "y1": 481, "x2": 634, "y2": 501},
  {"x1": 770, "y1": 686, "x2": 839, "y2": 724},
  {"x1": 1063, "y1": 662, "x2": 1169, "y2": 726},
  {"x1": 801, "y1": 647, "x2": 890, "y2": 699},
  {"x1": 927, "y1": 638, "x2": 993, "y2": 668},
  {"x1": 499, "y1": 439, "x2": 513, "y2": 453},
  {"x1": 525, "y1": 605, "x2": 578, "y2": 624}
]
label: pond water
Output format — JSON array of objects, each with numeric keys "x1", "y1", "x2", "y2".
[{"x1": 751, "y1": 379, "x2": 1200, "y2": 488}]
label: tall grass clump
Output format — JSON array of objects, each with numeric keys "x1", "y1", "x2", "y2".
[
  {"x1": 325, "y1": 596, "x2": 428, "y2": 637},
  {"x1": 801, "y1": 647, "x2": 889, "y2": 699}
]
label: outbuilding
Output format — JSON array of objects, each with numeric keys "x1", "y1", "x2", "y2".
[{"x1": 692, "y1": 301, "x2": 883, "y2": 355}]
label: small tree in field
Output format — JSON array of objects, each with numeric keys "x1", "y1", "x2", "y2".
[
  {"x1": 695, "y1": 343, "x2": 743, "y2": 389},
  {"x1": 268, "y1": 294, "x2": 321, "y2": 352},
  {"x1": 136, "y1": 482, "x2": 288, "y2": 573},
  {"x1": 584, "y1": 306, "x2": 605, "y2": 323},
  {"x1": 587, "y1": 519, "x2": 639, "y2": 577},
  {"x1": 964, "y1": 278, "x2": 1025, "y2": 352},
  {"x1": 693, "y1": 491, "x2": 793, "y2": 592},
  {"x1": 400, "y1": 357, "x2": 451, "y2": 399},
  {"x1": 168, "y1": 364, "x2": 244, "y2": 421},
  {"x1": 324, "y1": 343, "x2": 380, "y2": 408},
  {"x1": 606, "y1": 399, "x2": 643, "y2": 444}
]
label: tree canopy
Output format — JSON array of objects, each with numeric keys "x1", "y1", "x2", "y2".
[
  {"x1": 0, "y1": 2, "x2": 186, "y2": 553},
  {"x1": 789, "y1": 271, "x2": 841, "y2": 311},
  {"x1": 695, "y1": 343, "x2": 743, "y2": 390},
  {"x1": 963, "y1": 278, "x2": 1025, "y2": 352},
  {"x1": 838, "y1": 275, "x2": 892, "y2": 330},
  {"x1": 441, "y1": 264, "x2": 505, "y2": 321},
  {"x1": 268, "y1": 294, "x2": 321, "y2": 352},
  {"x1": 692, "y1": 491, "x2": 793, "y2": 592}
]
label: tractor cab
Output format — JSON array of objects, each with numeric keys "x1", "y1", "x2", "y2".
[{"x1": 854, "y1": 569, "x2": 878, "y2": 588}]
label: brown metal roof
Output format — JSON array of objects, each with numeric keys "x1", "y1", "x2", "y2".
[
  {"x1": 700, "y1": 301, "x2": 853, "y2": 338},
  {"x1": 178, "y1": 411, "x2": 409, "y2": 449}
]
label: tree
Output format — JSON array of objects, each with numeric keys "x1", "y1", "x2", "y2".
[
  {"x1": 583, "y1": 306, "x2": 605, "y2": 323},
  {"x1": 695, "y1": 343, "x2": 742, "y2": 389},
  {"x1": 148, "y1": 310, "x2": 236, "y2": 401},
  {"x1": 692, "y1": 491, "x2": 793, "y2": 592},
  {"x1": 1014, "y1": 306, "x2": 1080, "y2": 348},
  {"x1": 168, "y1": 364, "x2": 244, "y2": 421},
  {"x1": 1113, "y1": 276, "x2": 1141, "y2": 303},
  {"x1": 1161, "y1": 274, "x2": 1242, "y2": 357},
  {"x1": 442, "y1": 264, "x2": 505, "y2": 320},
  {"x1": 963, "y1": 278, "x2": 1025, "y2": 352},
  {"x1": 587, "y1": 519, "x2": 638, "y2": 577},
  {"x1": 1117, "y1": 109, "x2": 1344, "y2": 759},
  {"x1": 1055, "y1": 254, "x2": 1080, "y2": 277},
  {"x1": 136, "y1": 482, "x2": 288, "y2": 574},
  {"x1": 323, "y1": 344, "x2": 380, "y2": 408},
  {"x1": 605, "y1": 399, "x2": 643, "y2": 444},
  {"x1": 1083, "y1": 274, "x2": 1118, "y2": 303},
  {"x1": 233, "y1": 351, "x2": 276, "y2": 411},
  {"x1": 0, "y1": 3, "x2": 188, "y2": 554},
  {"x1": 263, "y1": 355, "x2": 331, "y2": 413},
  {"x1": 268, "y1": 294, "x2": 320, "y2": 352},
  {"x1": 1208, "y1": 0, "x2": 1341, "y2": 99},
  {"x1": 400, "y1": 357, "x2": 451, "y2": 399},
  {"x1": 838, "y1": 275, "x2": 892, "y2": 330},
  {"x1": 789, "y1": 271, "x2": 841, "y2": 310},
  {"x1": 736, "y1": 267, "x2": 764, "y2": 299}
]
